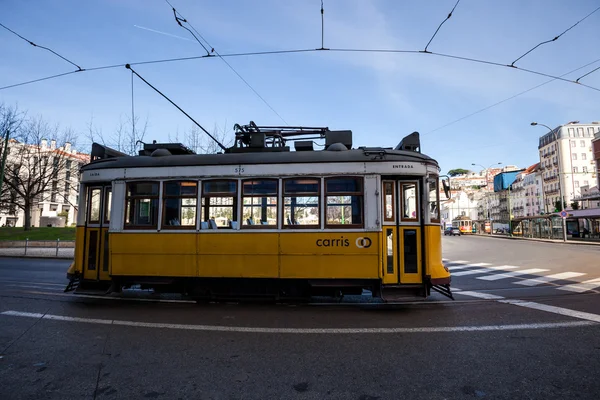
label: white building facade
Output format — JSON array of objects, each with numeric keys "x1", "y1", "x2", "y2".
[
  {"x1": 0, "y1": 139, "x2": 89, "y2": 228},
  {"x1": 538, "y1": 122, "x2": 599, "y2": 212}
]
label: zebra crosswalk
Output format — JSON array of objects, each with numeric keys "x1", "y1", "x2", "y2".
[{"x1": 442, "y1": 259, "x2": 600, "y2": 294}]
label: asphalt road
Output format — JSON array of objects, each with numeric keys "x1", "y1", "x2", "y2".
[{"x1": 1, "y1": 236, "x2": 599, "y2": 400}]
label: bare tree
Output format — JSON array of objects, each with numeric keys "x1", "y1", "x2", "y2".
[
  {"x1": 1, "y1": 109, "x2": 79, "y2": 230},
  {"x1": 184, "y1": 120, "x2": 232, "y2": 154},
  {"x1": 85, "y1": 113, "x2": 148, "y2": 156}
]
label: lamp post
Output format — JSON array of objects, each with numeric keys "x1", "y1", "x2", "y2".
[
  {"x1": 531, "y1": 122, "x2": 567, "y2": 242},
  {"x1": 472, "y1": 162, "x2": 502, "y2": 234}
]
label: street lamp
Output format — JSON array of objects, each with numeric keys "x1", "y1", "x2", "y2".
[
  {"x1": 472, "y1": 162, "x2": 502, "y2": 234},
  {"x1": 531, "y1": 122, "x2": 567, "y2": 242}
]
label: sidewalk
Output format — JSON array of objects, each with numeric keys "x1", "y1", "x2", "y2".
[
  {"x1": 473, "y1": 233, "x2": 600, "y2": 246},
  {"x1": 0, "y1": 240, "x2": 74, "y2": 259}
]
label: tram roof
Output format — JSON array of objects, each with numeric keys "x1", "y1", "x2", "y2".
[{"x1": 82, "y1": 146, "x2": 439, "y2": 171}]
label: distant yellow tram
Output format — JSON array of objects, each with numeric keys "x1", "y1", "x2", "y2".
[{"x1": 66, "y1": 124, "x2": 453, "y2": 301}]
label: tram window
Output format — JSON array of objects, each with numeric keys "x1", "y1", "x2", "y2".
[
  {"x1": 283, "y1": 178, "x2": 319, "y2": 227},
  {"x1": 383, "y1": 181, "x2": 395, "y2": 222},
  {"x1": 325, "y1": 177, "x2": 363, "y2": 227},
  {"x1": 401, "y1": 183, "x2": 418, "y2": 221},
  {"x1": 428, "y1": 179, "x2": 440, "y2": 223},
  {"x1": 104, "y1": 190, "x2": 112, "y2": 224},
  {"x1": 89, "y1": 188, "x2": 101, "y2": 223},
  {"x1": 162, "y1": 181, "x2": 198, "y2": 229},
  {"x1": 201, "y1": 180, "x2": 237, "y2": 229},
  {"x1": 242, "y1": 179, "x2": 278, "y2": 227},
  {"x1": 124, "y1": 182, "x2": 159, "y2": 229}
]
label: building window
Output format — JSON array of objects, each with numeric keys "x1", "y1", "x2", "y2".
[
  {"x1": 283, "y1": 178, "x2": 319, "y2": 227},
  {"x1": 124, "y1": 182, "x2": 159, "y2": 229},
  {"x1": 325, "y1": 177, "x2": 363, "y2": 227},
  {"x1": 580, "y1": 140, "x2": 586, "y2": 147},
  {"x1": 162, "y1": 181, "x2": 198, "y2": 229},
  {"x1": 242, "y1": 179, "x2": 278, "y2": 227},
  {"x1": 577, "y1": 127, "x2": 584, "y2": 137},
  {"x1": 583, "y1": 166, "x2": 588, "y2": 173},
  {"x1": 584, "y1": 180, "x2": 589, "y2": 186},
  {"x1": 588, "y1": 127, "x2": 595, "y2": 137},
  {"x1": 401, "y1": 182, "x2": 419, "y2": 221},
  {"x1": 201, "y1": 180, "x2": 237, "y2": 229},
  {"x1": 88, "y1": 188, "x2": 102, "y2": 223},
  {"x1": 573, "y1": 167, "x2": 578, "y2": 173},
  {"x1": 383, "y1": 181, "x2": 395, "y2": 222},
  {"x1": 568, "y1": 128, "x2": 574, "y2": 137},
  {"x1": 572, "y1": 153, "x2": 577, "y2": 160},
  {"x1": 582, "y1": 153, "x2": 587, "y2": 160},
  {"x1": 575, "y1": 181, "x2": 579, "y2": 188}
]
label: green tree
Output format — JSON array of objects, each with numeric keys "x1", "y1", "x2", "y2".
[
  {"x1": 570, "y1": 201, "x2": 580, "y2": 210},
  {"x1": 553, "y1": 200, "x2": 567, "y2": 212},
  {"x1": 448, "y1": 168, "x2": 470, "y2": 177}
]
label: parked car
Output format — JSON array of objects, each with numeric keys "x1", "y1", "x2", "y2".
[{"x1": 444, "y1": 227, "x2": 461, "y2": 236}]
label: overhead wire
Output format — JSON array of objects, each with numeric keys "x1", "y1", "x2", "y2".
[
  {"x1": 164, "y1": 0, "x2": 289, "y2": 125},
  {"x1": 576, "y1": 65, "x2": 600, "y2": 83},
  {"x1": 0, "y1": 22, "x2": 82, "y2": 70},
  {"x1": 126, "y1": 64, "x2": 227, "y2": 151},
  {"x1": 423, "y1": 0, "x2": 461, "y2": 52},
  {"x1": 424, "y1": 57, "x2": 600, "y2": 136},
  {"x1": 511, "y1": 5, "x2": 600, "y2": 66}
]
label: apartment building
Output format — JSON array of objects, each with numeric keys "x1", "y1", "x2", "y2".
[{"x1": 538, "y1": 122, "x2": 599, "y2": 212}]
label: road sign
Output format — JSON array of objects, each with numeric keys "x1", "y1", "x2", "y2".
[{"x1": 560, "y1": 210, "x2": 567, "y2": 218}]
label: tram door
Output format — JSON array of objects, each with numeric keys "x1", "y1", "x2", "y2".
[
  {"x1": 381, "y1": 180, "x2": 422, "y2": 285},
  {"x1": 83, "y1": 185, "x2": 112, "y2": 281}
]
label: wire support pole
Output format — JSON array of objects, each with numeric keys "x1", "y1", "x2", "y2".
[
  {"x1": 131, "y1": 70, "x2": 136, "y2": 142},
  {"x1": 0, "y1": 128, "x2": 11, "y2": 199},
  {"x1": 125, "y1": 64, "x2": 226, "y2": 152},
  {"x1": 319, "y1": 0, "x2": 328, "y2": 50}
]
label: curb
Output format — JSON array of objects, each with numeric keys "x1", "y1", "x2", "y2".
[
  {"x1": 471, "y1": 234, "x2": 600, "y2": 247},
  {"x1": 0, "y1": 255, "x2": 74, "y2": 260}
]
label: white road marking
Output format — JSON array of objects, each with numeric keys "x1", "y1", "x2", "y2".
[
  {"x1": 557, "y1": 278, "x2": 600, "y2": 293},
  {"x1": 499, "y1": 300, "x2": 600, "y2": 323},
  {"x1": 452, "y1": 265, "x2": 518, "y2": 277},
  {"x1": 454, "y1": 288, "x2": 600, "y2": 324},
  {"x1": 477, "y1": 268, "x2": 549, "y2": 281},
  {"x1": 453, "y1": 291, "x2": 504, "y2": 300},
  {"x1": 0, "y1": 280, "x2": 64, "y2": 287},
  {"x1": 21, "y1": 290, "x2": 196, "y2": 303},
  {"x1": 449, "y1": 260, "x2": 469, "y2": 264},
  {"x1": 448, "y1": 265, "x2": 475, "y2": 271},
  {"x1": 1, "y1": 310, "x2": 594, "y2": 333},
  {"x1": 516, "y1": 272, "x2": 586, "y2": 287},
  {"x1": 469, "y1": 262, "x2": 492, "y2": 267}
]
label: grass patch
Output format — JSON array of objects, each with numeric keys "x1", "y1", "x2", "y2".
[{"x1": 0, "y1": 227, "x2": 76, "y2": 241}]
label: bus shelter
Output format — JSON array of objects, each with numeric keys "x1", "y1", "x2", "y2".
[{"x1": 511, "y1": 214, "x2": 564, "y2": 240}]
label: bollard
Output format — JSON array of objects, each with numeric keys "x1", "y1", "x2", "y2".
[
  {"x1": 24, "y1": 238, "x2": 28, "y2": 256},
  {"x1": 56, "y1": 238, "x2": 60, "y2": 256}
]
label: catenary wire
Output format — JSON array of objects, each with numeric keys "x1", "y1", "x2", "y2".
[
  {"x1": 2, "y1": 48, "x2": 600, "y2": 93},
  {"x1": 126, "y1": 64, "x2": 227, "y2": 151},
  {"x1": 576, "y1": 65, "x2": 600, "y2": 83},
  {"x1": 511, "y1": 5, "x2": 600, "y2": 66},
  {"x1": 164, "y1": 0, "x2": 288, "y2": 125},
  {"x1": 0, "y1": 22, "x2": 82, "y2": 70},
  {"x1": 424, "y1": 58, "x2": 600, "y2": 136},
  {"x1": 423, "y1": 0, "x2": 461, "y2": 52},
  {"x1": 0, "y1": 70, "x2": 81, "y2": 91}
]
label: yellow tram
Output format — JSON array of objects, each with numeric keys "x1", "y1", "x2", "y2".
[{"x1": 66, "y1": 124, "x2": 452, "y2": 301}]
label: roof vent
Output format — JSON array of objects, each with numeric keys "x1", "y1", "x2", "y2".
[
  {"x1": 151, "y1": 148, "x2": 172, "y2": 157},
  {"x1": 325, "y1": 130, "x2": 352, "y2": 150},
  {"x1": 327, "y1": 143, "x2": 348, "y2": 151}
]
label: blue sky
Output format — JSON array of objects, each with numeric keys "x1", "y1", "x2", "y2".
[{"x1": 1, "y1": 0, "x2": 599, "y2": 174}]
